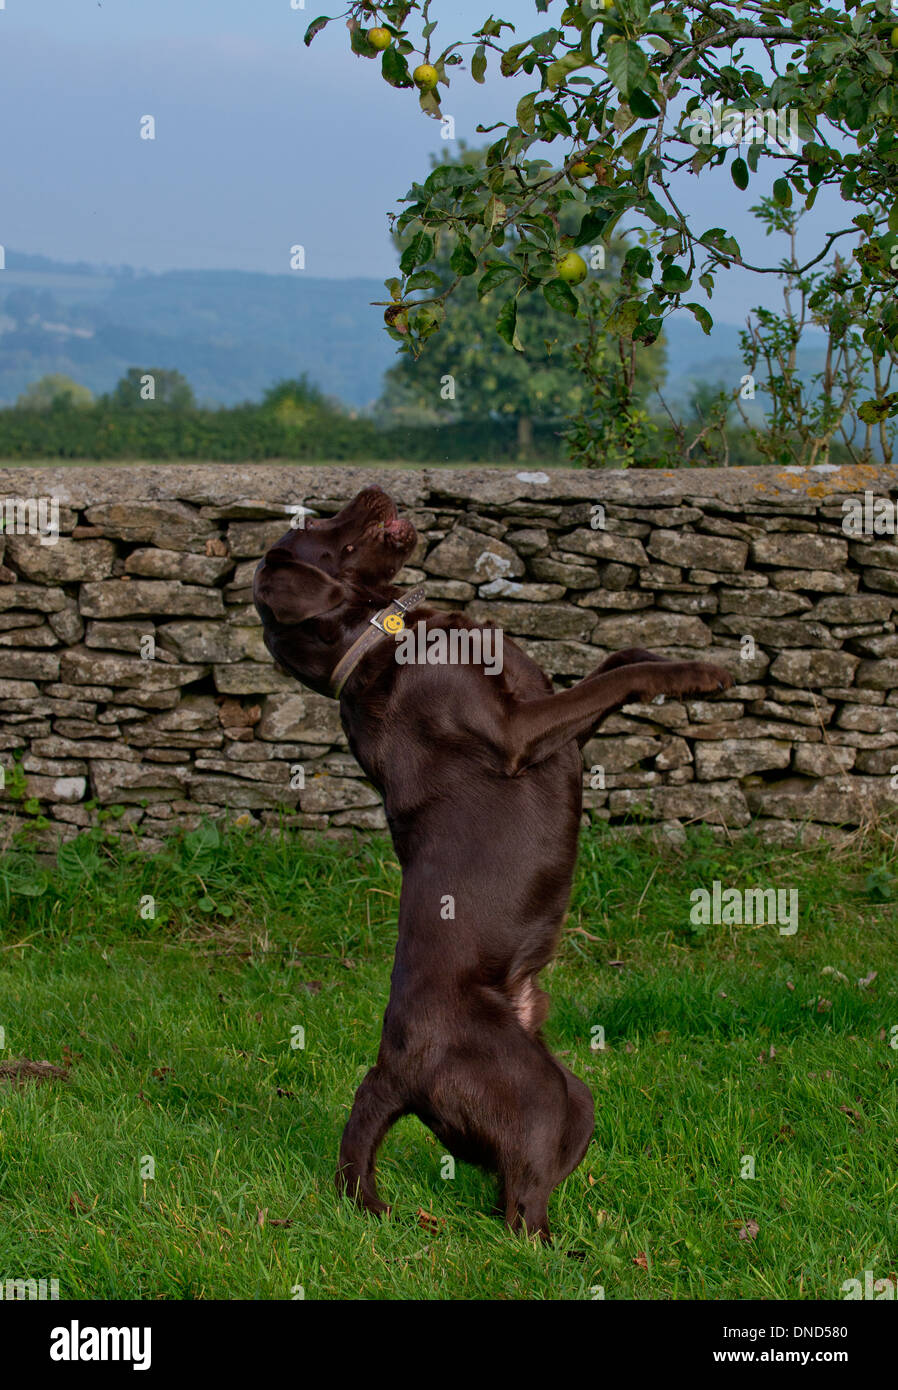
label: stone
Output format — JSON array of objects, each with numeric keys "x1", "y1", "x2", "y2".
[
  {"x1": 529, "y1": 557, "x2": 598, "y2": 588},
  {"x1": 257, "y1": 692, "x2": 343, "y2": 744},
  {"x1": 648, "y1": 530, "x2": 748, "y2": 572},
  {"x1": 751, "y1": 534, "x2": 848, "y2": 569},
  {"x1": 608, "y1": 781, "x2": 751, "y2": 827},
  {"x1": 16, "y1": 773, "x2": 86, "y2": 803},
  {"x1": 854, "y1": 748, "x2": 898, "y2": 774},
  {"x1": 855, "y1": 659, "x2": 898, "y2": 690},
  {"x1": 694, "y1": 738, "x2": 791, "y2": 780},
  {"x1": 80, "y1": 581, "x2": 225, "y2": 619},
  {"x1": 809, "y1": 595, "x2": 894, "y2": 623},
  {"x1": 424, "y1": 526, "x2": 524, "y2": 582},
  {"x1": 465, "y1": 601, "x2": 594, "y2": 642},
  {"x1": 505, "y1": 528, "x2": 550, "y2": 556},
  {"x1": 575, "y1": 590, "x2": 653, "y2": 611},
  {"x1": 514, "y1": 640, "x2": 606, "y2": 677},
  {"x1": 862, "y1": 568, "x2": 898, "y2": 594},
  {"x1": 155, "y1": 621, "x2": 260, "y2": 664},
  {"x1": 60, "y1": 647, "x2": 207, "y2": 689},
  {"x1": 213, "y1": 663, "x2": 295, "y2": 694},
  {"x1": 744, "y1": 776, "x2": 888, "y2": 824},
  {"x1": 837, "y1": 705, "x2": 898, "y2": 733},
  {"x1": 85, "y1": 501, "x2": 216, "y2": 551},
  {"x1": 793, "y1": 744, "x2": 856, "y2": 776},
  {"x1": 770, "y1": 649, "x2": 859, "y2": 687},
  {"x1": 85, "y1": 621, "x2": 155, "y2": 653},
  {"x1": 848, "y1": 538, "x2": 898, "y2": 570},
  {"x1": 770, "y1": 569, "x2": 857, "y2": 593},
  {"x1": 299, "y1": 774, "x2": 380, "y2": 814},
  {"x1": 718, "y1": 590, "x2": 811, "y2": 617},
  {"x1": 0, "y1": 679, "x2": 39, "y2": 699},
  {"x1": 597, "y1": 563, "x2": 637, "y2": 590},
  {"x1": 580, "y1": 735, "x2": 661, "y2": 773},
  {"x1": 653, "y1": 736, "x2": 693, "y2": 770},
  {"x1": 560, "y1": 529, "x2": 648, "y2": 565},
  {"x1": 713, "y1": 616, "x2": 837, "y2": 649},
  {"x1": 5, "y1": 537, "x2": 116, "y2": 582},
  {"x1": 589, "y1": 613, "x2": 711, "y2": 648},
  {"x1": 90, "y1": 760, "x2": 192, "y2": 802},
  {"x1": 477, "y1": 579, "x2": 566, "y2": 602},
  {"x1": 32, "y1": 736, "x2": 140, "y2": 760},
  {"x1": 657, "y1": 593, "x2": 718, "y2": 614},
  {"x1": 48, "y1": 599, "x2": 84, "y2": 646},
  {"x1": 0, "y1": 651, "x2": 60, "y2": 681},
  {"x1": 124, "y1": 548, "x2": 234, "y2": 584},
  {"x1": 0, "y1": 584, "x2": 66, "y2": 613},
  {"x1": 0, "y1": 625, "x2": 57, "y2": 648}
]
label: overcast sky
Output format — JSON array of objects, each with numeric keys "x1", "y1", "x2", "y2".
[{"x1": 1, "y1": 0, "x2": 845, "y2": 326}]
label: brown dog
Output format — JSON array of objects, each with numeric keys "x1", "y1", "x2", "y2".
[{"x1": 254, "y1": 486, "x2": 732, "y2": 1239}]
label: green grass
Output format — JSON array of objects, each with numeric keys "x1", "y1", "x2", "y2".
[{"x1": 0, "y1": 820, "x2": 896, "y2": 1300}]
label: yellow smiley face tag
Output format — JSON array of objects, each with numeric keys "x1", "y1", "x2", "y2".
[{"x1": 382, "y1": 612, "x2": 405, "y2": 634}]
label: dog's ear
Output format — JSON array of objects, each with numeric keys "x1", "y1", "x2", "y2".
[{"x1": 254, "y1": 555, "x2": 347, "y2": 626}]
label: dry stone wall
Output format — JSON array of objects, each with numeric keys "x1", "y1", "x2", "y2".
[{"x1": 1, "y1": 462, "x2": 897, "y2": 853}]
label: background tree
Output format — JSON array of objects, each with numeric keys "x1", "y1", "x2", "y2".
[
  {"x1": 15, "y1": 374, "x2": 93, "y2": 411},
  {"x1": 260, "y1": 375, "x2": 344, "y2": 429},
  {"x1": 307, "y1": 0, "x2": 898, "y2": 462},
  {"x1": 106, "y1": 367, "x2": 196, "y2": 410},
  {"x1": 381, "y1": 144, "x2": 666, "y2": 458}
]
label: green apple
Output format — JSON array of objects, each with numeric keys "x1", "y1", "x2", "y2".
[
  {"x1": 368, "y1": 27, "x2": 392, "y2": 50},
  {"x1": 557, "y1": 251, "x2": 588, "y2": 285},
  {"x1": 413, "y1": 63, "x2": 439, "y2": 89}
]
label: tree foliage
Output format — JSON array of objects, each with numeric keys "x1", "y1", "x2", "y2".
[
  {"x1": 307, "y1": 0, "x2": 898, "y2": 436},
  {"x1": 15, "y1": 374, "x2": 93, "y2": 412}
]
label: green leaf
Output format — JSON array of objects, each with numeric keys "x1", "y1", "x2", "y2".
[
  {"x1": 889, "y1": 204, "x2": 898, "y2": 235},
  {"x1": 547, "y1": 51, "x2": 590, "y2": 91},
  {"x1": 541, "y1": 106, "x2": 573, "y2": 137},
  {"x1": 661, "y1": 266, "x2": 691, "y2": 294},
  {"x1": 686, "y1": 302, "x2": 713, "y2": 335},
  {"x1": 450, "y1": 239, "x2": 477, "y2": 276},
  {"x1": 606, "y1": 41, "x2": 649, "y2": 100},
  {"x1": 858, "y1": 394, "x2": 898, "y2": 423},
  {"x1": 500, "y1": 42, "x2": 529, "y2": 77},
  {"x1": 472, "y1": 43, "x2": 487, "y2": 83},
  {"x1": 303, "y1": 16, "x2": 329, "y2": 46},
  {"x1": 516, "y1": 92, "x2": 537, "y2": 134},
  {"x1": 773, "y1": 177, "x2": 792, "y2": 207},
  {"x1": 382, "y1": 46, "x2": 413, "y2": 89},
  {"x1": 477, "y1": 262, "x2": 519, "y2": 298},
  {"x1": 496, "y1": 297, "x2": 524, "y2": 351},
  {"x1": 542, "y1": 278, "x2": 579, "y2": 315},
  {"x1": 731, "y1": 157, "x2": 749, "y2": 191},
  {"x1": 620, "y1": 125, "x2": 649, "y2": 164},
  {"x1": 399, "y1": 231, "x2": 434, "y2": 274},
  {"x1": 405, "y1": 269, "x2": 442, "y2": 292},
  {"x1": 579, "y1": 204, "x2": 612, "y2": 239},
  {"x1": 629, "y1": 87, "x2": 660, "y2": 119}
]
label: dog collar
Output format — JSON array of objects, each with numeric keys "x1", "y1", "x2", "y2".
[{"x1": 330, "y1": 586, "x2": 426, "y2": 698}]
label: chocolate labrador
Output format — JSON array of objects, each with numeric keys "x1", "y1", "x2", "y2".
[{"x1": 254, "y1": 486, "x2": 732, "y2": 1239}]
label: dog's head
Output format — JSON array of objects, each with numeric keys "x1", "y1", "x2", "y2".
[{"x1": 253, "y1": 486, "x2": 417, "y2": 688}]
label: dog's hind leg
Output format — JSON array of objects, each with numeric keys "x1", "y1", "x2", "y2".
[{"x1": 336, "y1": 1066, "x2": 405, "y2": 1217}]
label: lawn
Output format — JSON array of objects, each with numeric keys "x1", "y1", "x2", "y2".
[{"x1": 0, "y1": 820, "x2": 895, "y2": 1301}]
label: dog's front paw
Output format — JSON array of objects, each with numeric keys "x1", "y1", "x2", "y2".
[{"x1": 677, "y1": 662, "x2": 733, "y2": 696}]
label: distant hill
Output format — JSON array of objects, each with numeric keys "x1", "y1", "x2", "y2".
[{"x1": 0, "y1": 250, "x2": 828, "y2": 414}]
